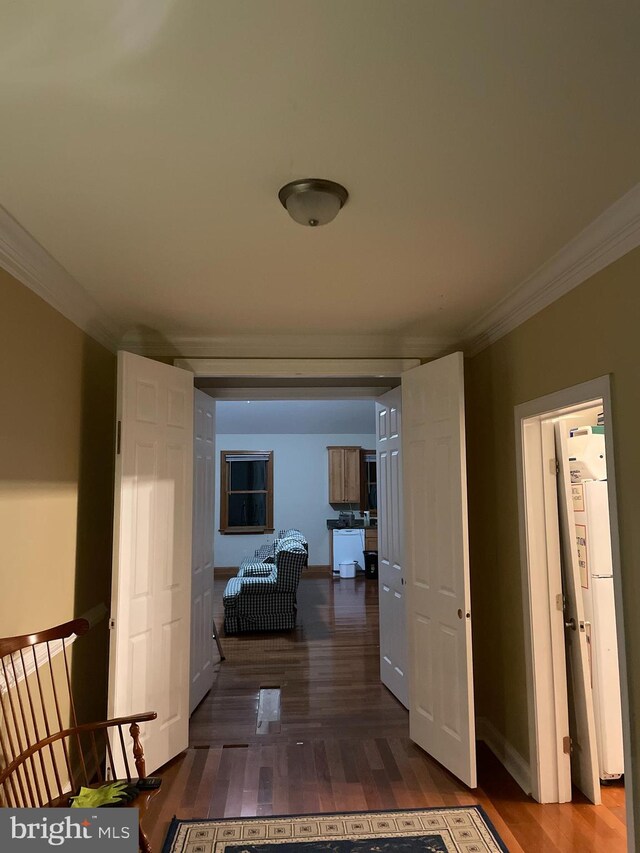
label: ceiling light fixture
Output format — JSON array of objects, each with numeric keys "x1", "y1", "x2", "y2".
[{"x1": 278, "y1": 178, "x2": 348, "y2": 227}]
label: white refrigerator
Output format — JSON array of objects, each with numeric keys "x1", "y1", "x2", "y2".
[{"x1": 570, "y1": 429, "x2": 624, "y2": 780}]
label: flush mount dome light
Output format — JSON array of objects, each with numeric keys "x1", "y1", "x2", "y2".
[{"x1": 278, "y1": 178, "x2": 348, "y2": 227}]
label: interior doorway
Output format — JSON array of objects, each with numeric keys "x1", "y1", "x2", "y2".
[
  {"x1": 186, "y1": 352, "x2": 478, "y2": 790},
  {"x1": 189, "y1": 392, "x2": 411, "y2": 709},
  {"x1": 515, "y1": 376, "x2": 633, "y2": 849},
  {"x1": 111, "y1": 353, "x2": 478, "y2": 793}
]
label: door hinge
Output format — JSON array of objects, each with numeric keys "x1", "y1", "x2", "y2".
[
  {"x1": 116, "y1": 421, "x2": 122, "y2": 455},
  {"x1": 551, "y1": 458, "x2": 559, "y2": 475},
  {"x1": 556, "y1": 593, "x2": 565, "y2": 612},
  {"x1": 108, "y1": 618, "x2": 116, "y2": 630},
  {"x1": 563, "y1": 735, "x2": 572, "y2": 755}
]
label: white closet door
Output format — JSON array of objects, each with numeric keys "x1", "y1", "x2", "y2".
[
  {"x1": 402, "y1": 352, "x2": 476, "y2": 788},
  {"x1": 190, "y1": 390, "x2": 217, "y2": 714},
  {"x1": 108, "y1": 352, "x2": 194, "y2": 774},
  {"x1": 376, "y1": 387, "x2": 408, "y2": 708},
  {"x1": 555, "y1": 420, "x2": 601, "y2": 804}
]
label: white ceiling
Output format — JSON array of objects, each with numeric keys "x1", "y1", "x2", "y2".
[
  {"x1": 1, "y1": 2, "x2": 639, "y2": 349},
  {"x1": 216, "y1": 400, "x2": 375, "y2": 435}
]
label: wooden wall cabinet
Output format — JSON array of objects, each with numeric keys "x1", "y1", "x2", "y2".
[{"x1": 328, "y1": 446, "x2": 361, "y2": 503}]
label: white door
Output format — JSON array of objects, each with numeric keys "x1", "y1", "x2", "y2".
[
  {"x1": 554, "y1": 419, "x2": 601, "y2": 804},
  {"x1": 108, "y1": 351, "x2": 194, "y2": 775},
  {"x1": 402, "y1": 352, "x2": 476, "y2": 788},
  {"x1": 190, "y1": 390, "x2": 217, "y2": 714},
  {"x1": 376, "y1": 387, "x2": 408, "y2": 708}
]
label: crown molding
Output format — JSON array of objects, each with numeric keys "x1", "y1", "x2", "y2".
[
  {"x1": 119, "y1": 332, "x2": 457, "y2": 360},
  {"x1": 0, "y1": 205, "x2": 121, "y2": 351},
  {"x1": 463, "y1": 182, "x2": 640, "y2": 356},
  {"x1": 174, "y1": 357, "x2": 420, "y2": 379}
]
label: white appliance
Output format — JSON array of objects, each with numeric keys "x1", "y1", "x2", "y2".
[
  {"x1": 569, "y1": 427, "x2": 624, "y2": 780},
  {"x1": 332, "y1": 528, "x2": 365, "y2": 574},
  {"x1": 339, "y1": 561, "x2": 357, "y2": 579}
]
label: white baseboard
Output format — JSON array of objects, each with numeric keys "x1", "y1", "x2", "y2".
[{"x1": 476, "y1": 716, "x2": 531, "y2": 796}]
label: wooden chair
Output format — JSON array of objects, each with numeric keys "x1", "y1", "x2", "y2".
[{"x1": 0, "y1": 619, "x2": 159, "y2": 853}]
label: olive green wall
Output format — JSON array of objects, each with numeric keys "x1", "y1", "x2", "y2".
[
  {"x1": 466, "y1": 246, "x2": 640, "y2": 817},
  {"x1": 0, "y1": 267, "x2": 117, "y2": 723}
]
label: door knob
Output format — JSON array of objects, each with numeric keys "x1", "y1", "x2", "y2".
[{"x1": 565, "y1": 617, "x2": 577, "y2": 631}]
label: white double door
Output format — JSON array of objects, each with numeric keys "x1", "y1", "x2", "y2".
[
  {"x1": 190, "y1": 390, "x2": 217, "y2": 714},
  {"x1": 378, "y1": 352, "x2": 476, "y2": 788},
  {"x1": 108, "y1": 354, "x2": 218, "y2": 774},
  {"x1": 108, "y1": 352, "x2": 195, "y2": 774},
  {"x1": 377, "y1": 387, "x2": 408, "y2": 708},
  {"x1": 108, "y1": 350, "x2": 476, "y2": 787}
]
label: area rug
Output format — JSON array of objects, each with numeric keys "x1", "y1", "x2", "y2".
[{"x1": 162, "y1": 806, "x2": 509, "y2": 853}]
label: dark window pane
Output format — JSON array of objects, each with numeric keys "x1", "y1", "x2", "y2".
[
  {"x1": 364, "y1": 459, "x2": 377, "y2": 510},
  {"x1": 368, "y1": 484, "x2": 377, "y2": 510},
  {"x1": 228, "y1": 492, "x2": 267, "y2": 527},
  {"x1": 229, "y1": 460, "x2": 267, "y2": 491}
]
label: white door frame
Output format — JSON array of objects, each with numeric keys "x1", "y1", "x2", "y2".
[
  {"x1": 175, "y1": 361, "x2": 407, "y2": 691},
  {"x1": 514, "y1": 375, "x2": 634, "y2": 849}
]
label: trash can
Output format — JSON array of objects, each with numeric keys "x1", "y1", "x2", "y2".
[
  {"x1": 363, "y1": 550, "x2": 378, "y2": 580},
  {"x1": 339, "y1": 560, "x2": 356, "y2": 579}
]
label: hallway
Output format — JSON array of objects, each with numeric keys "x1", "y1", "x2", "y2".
[{"x1": 145, "y1": 573, "x2": 626, "y2": 852}]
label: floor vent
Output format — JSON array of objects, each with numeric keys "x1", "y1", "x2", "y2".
[{"x1": 256, "y1": 687, "x2": 281, "y2": 735}]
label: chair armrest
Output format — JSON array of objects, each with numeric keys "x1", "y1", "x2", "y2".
[
  {"x1": 224, "y1": 574, "x2": 276, "y2": 602},
  {"x1": 239, "y1": 562, "x2": 273, "y2": 578},
  {"x1": 0, "y1": 712, "x2": 158, "y2": 787},
  {"x1": 237, "y1": 575, "x2": 277, "y2": 594}
]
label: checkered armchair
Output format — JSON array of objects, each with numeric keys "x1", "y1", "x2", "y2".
[{"x1": 223, "y1": 539, "x2": 308, "y2": 634}]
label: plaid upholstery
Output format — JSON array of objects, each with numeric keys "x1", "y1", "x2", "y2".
[
  {"x1": 273, "y1": 544, "x2": 307, "y2": 591},
  {"x1": 239, "y1": 542, "x2": 276, "y2": 573},
  {"x1": 279, "y1": 529, "x2": 306, "y2": 543},
  {"x1": 223, "y1": 542, "x2": 307, "y2": 634},
  {"x1": 238, "y1": 543, "x2": 274, "y2": 575},
  {"x1": 238, "y1": 562, "x2": 273, "y2": 578},
  {"x1": 255, "y1": 542, "x2": 276, "y2": 560}
]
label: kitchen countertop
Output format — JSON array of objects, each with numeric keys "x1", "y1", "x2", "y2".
[{"x1": 326, "y1": 519, "x2": 377, "y2": 530}]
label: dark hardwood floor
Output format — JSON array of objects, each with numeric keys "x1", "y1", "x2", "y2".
[{"x1": 145, "y1": 573, "x2": 626, "y2": 852}]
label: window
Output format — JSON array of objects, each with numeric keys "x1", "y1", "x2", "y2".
[
  {"x1": 360, "y1": 450, "x2": 377, "y2": 514},
  {"x1": 220, "y1": 450, "x2": 274, "y2": 534}
]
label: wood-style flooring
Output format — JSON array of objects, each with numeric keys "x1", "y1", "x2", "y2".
[{"x1": 145, "y1": 573, "x2": 627, "y2": 852}]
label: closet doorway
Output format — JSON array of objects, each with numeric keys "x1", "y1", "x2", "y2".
[{"x1": 515, "y1": 376, "x2": 633, "y2": 850}]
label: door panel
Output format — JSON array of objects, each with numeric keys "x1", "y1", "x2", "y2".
[
  {"x1": 376, "y1": 387, "x2": 408, "y2": 707},
  {"x1": 190, "y1": 390, "x2": 217, "y2": 714},
  {"x1": 555, "y1": 419, "x2": 601, "y2": 804},
  {"x1": 402, "y1": 352, "x2": 476, "y2": 788},
  {"x1": 108, "y1": 352, "x2": 194, "y2": 775}
]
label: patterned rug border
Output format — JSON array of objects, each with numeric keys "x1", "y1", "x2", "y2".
[{"x1": 161, "y1": 804, "x2": 509, "y2": 853}]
